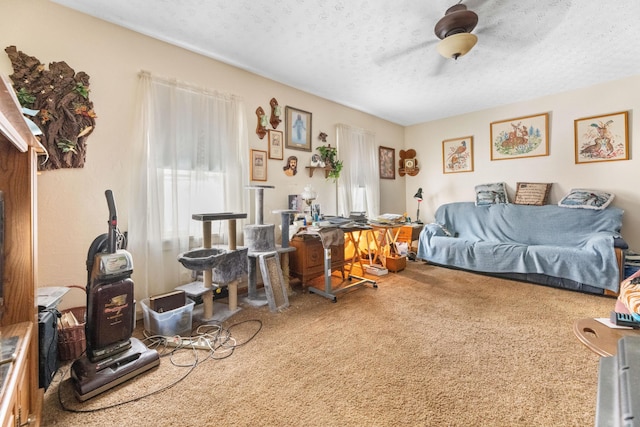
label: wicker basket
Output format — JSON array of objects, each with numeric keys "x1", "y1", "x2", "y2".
[{"x1": 57, "y1": 286, "x2": 87, "y2": 361}]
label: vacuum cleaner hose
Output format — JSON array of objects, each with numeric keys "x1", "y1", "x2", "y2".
[{"x1": 105, "y1": 190, "x2": 117, "y2": 254}]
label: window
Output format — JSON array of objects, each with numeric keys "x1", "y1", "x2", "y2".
[
  {"x1": 129, "y1": 72, "x2": 249, "y2": 295},
  {"x1": 336, "y1": 124, "x2": 380, "y2": 218}
]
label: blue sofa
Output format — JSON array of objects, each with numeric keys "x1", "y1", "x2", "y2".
[{"x1": 417, "y1": 202, "x2": 626, "y2": 294}]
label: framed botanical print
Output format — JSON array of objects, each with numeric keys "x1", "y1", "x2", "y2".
[
  {"x1": 442, "y1": 136, "x2": 473, "y2": 174},
  {"x1": 379, "y1": 146, "x2": 395, "y2": 179},
  {"x1": 268, "y1": 130, "x2": 284, "y2": 160},
  {"x1": 285, "y1": 106, "x2": 312, "y2": 152},
  {"x1": 250, "y1": 149, "x2": 267, "y2": 181},
  {"x1": 574, "y1": 111, "x2": 629, "y2": 164},
  {"x1": 490, "y1": 113, "x2": 549, "y2": 160}
]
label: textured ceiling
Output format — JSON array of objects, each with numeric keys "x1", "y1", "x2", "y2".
[{"x1": 52, "y1": 0, "x2": 640, "y2": 126}]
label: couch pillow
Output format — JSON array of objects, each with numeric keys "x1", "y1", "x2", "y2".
[
  {"x1": 514, "y1": 182, "x2": 552, "y2": 206},
  {"x1": 558, "y1": 188, "x2": 614, "y2": 210},
  {"x1": 475, "y1": 182, "x2": 509, "y2": 206}
]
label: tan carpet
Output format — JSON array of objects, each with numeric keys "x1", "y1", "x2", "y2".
[{"x1": 42, "y1": 261, "x2": 614, "y2": 426}]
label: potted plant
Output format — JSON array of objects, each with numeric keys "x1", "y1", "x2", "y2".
[{"x1": 316, "y1": 144, "x2": 343, "y2": 180}]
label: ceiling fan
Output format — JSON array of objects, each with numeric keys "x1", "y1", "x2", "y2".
[
  {"x1": 374, "y1": 1, "x2": 481, "y2": 68},
  {"x1": 434, "y1": 2, "x2": 479, "y2": 60},
  {"x1": 375, "y1": 0, "x2": 570, "y2": 75}
]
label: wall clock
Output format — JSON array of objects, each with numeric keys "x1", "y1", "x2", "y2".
[{"x1": 398, "y1": 149, "x2": 420, "y2": 176}]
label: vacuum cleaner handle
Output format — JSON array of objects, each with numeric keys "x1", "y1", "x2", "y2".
[{"x1": 105, "y1": 190, "x2": 117, "y2": 254}]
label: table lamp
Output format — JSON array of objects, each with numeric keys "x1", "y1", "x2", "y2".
[
  {"x1": 301, "y1": 185, "x2": 317, "y2": 220},
  {"x1": 414, "y1": 188, "x2": 423, "y2": 224}
]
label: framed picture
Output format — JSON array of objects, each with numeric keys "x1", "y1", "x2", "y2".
[
  {"x1": 574, "y1": 111, "x2": 629, "y2": 164},
  {"x1": 250, "y1": 149, "x2": 267, "y2": 181},
  {"x1": 490, "y1": 113, "x2": 549, "y2": 160},
  {"x1": 285, "y1": 106, "x2": 312, "y2": 152},
  {"x1": 378, "y1": 146, "x2": 395, "y2": 179},
  {"x1": 442, "y1": 136, "x2": 474, "y2": 174},
  {"x1": 268, "y1": 130, "x2": 283, "y2": 160}
]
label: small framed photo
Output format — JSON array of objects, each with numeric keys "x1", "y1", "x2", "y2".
[
  {"x1": 443, "y1": 136, "x2": 473, "y2": 173},
  {"x1": 268, "y1": 130, "x2": 283, "y2": 160},
  {"x1": 378, "y1": 146, "x2": 395, "y2": 179},
  {"x1": 574, "y1": 111, "x2": 629, "y2": 164},
  {"x1": 285, "y1": 106, "x2": 312, "y2": 152},
  {"x1": 250, "y1": 149, "x2": 267, "y2": 181},
  {"x1": 490, "y1": 113, "x2": 549, "y2": 160}
]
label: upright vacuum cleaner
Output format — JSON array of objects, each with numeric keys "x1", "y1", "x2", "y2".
[{"x1": 71, "y1": 190, "x2": 160, "y2": 402}]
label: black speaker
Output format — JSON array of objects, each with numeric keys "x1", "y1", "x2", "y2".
[{"x1": 38, "y1": 308, "x2": 59, "y2": 391}]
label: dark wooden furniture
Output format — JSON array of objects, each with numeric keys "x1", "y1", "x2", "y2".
[
  {"x1": 0, "y1": 75, "x2": 44, "y2": 426},
  {"x1": 289, "y1": 234, "x2": 345, "y2": 285}
]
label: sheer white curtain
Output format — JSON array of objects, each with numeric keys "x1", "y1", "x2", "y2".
[
  {"x1": 336, "y1": 123, "x2": 379, "y2": 218},
  {"x1": 128, "y1": 72, "x2": 249, "y2": 300}
]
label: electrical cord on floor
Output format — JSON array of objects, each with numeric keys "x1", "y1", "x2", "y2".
[{"x1": 54, "y1": 318, "x2": 262, "y2": 413}]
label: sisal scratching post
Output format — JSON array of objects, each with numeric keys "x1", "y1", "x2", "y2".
[
  {"x1": 227, "y1": 218, "x2": 237, "y2": 309},
  {"x1": 279, "y1": 253, "x2": 293, "y2": 296},
  {"x1": 228, "y1": 278, "x2": 239, "y2": 311},
  {"x1": 273, "y1": 209, "x2": 298, "y2": 296},
  {"x1": 202, "y1": 220, "x2": 214, "y2": 320}
]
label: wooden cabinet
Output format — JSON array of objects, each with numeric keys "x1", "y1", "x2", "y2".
[
  {"x1": 0, "y1": 75, "x2": 43, "y2": 426},
  {"x1": 1, "y1": 322, "x2": 34, "y2": 427},
  {"x1": 289, "y1": 234, "x2": 345, "y2": 285},
  {"x1": 396, "y1": 224, "x2": 424, "y2": 251}
]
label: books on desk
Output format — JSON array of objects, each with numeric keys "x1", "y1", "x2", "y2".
[{"x1": 369, "y1": 213, "x2": 406, "y2": 226}]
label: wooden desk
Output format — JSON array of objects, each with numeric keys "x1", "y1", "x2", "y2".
[
  {"x1": 368, "y1": 223, "x2": 404, "y2": 267},
  {"x1": 342, "y1": 225, "x2": 373, "y2": 272},
  {"x1": 573, "y1": 318, "x2": 640, "y2": 357},
  {"x1": 396, "y1": 223, "x2": 424, "y2": 251}
]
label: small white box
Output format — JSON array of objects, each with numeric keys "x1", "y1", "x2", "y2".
[
  {"x1": 364, "y1": 264, "x2": 388, "y2": 276},
  {"x1": 140, "y1": 296, "x2": 195, "y2": 337}
]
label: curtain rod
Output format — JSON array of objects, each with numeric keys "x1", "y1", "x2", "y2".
[
  {"x1": 336, "y1": 123, "x2": 375, "y2": 136},
  {"x1": 138, "y1": 70, "x2": 243, "y2": 101}
]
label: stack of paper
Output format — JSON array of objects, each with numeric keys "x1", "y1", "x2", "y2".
[{"x1": 370, "y1": 213, "x2": 405, "y2": 225}]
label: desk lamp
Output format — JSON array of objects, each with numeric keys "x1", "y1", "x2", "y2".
[{"x1": 414, "y1": 188, "x2": 423, "y2": 224}]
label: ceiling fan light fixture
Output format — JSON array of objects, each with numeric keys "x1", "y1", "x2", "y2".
[{"x1": 436, "y1": 32, "x2": 478, "y2": 60}]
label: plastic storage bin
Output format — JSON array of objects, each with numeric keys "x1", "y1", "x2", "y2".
[{"x1": 140, "y1": 297, "x2": 194, "y2": 337}]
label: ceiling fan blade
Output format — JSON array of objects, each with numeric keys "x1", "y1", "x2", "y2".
[
  {"x1": 428, "y1": 56, "x2": 450, "y2": 77},
  {"x1": 375, "y1": 40, "x2": 437, "y2": 65}
]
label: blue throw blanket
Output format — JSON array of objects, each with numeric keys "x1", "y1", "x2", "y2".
[{"x1": 417, "y1": 202, "x2": 624, "y2": 292}]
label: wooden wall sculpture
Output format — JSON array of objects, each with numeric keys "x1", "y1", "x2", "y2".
[
  {"x1": 5, "y1": 46, "x2": 97, "y2": 170},
  {"x1": 398, "y1": 149, "x2": 420, "y2": 176}
]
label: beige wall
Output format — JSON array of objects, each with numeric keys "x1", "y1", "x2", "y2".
[
  {"x1": 405, "y1": 74, "x2": 640, "y2": 251},
  {"x1": 0, "y1": 0, "x2": 405, "y2": 298}
]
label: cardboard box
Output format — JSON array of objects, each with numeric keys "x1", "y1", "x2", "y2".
[{"x1": 386, "y1": 255, "x2": 407, "y2": 272}]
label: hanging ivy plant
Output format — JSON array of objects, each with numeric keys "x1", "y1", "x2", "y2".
[{"x1": 316, "y1": 144, "x2": 343, "y2": 181}]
